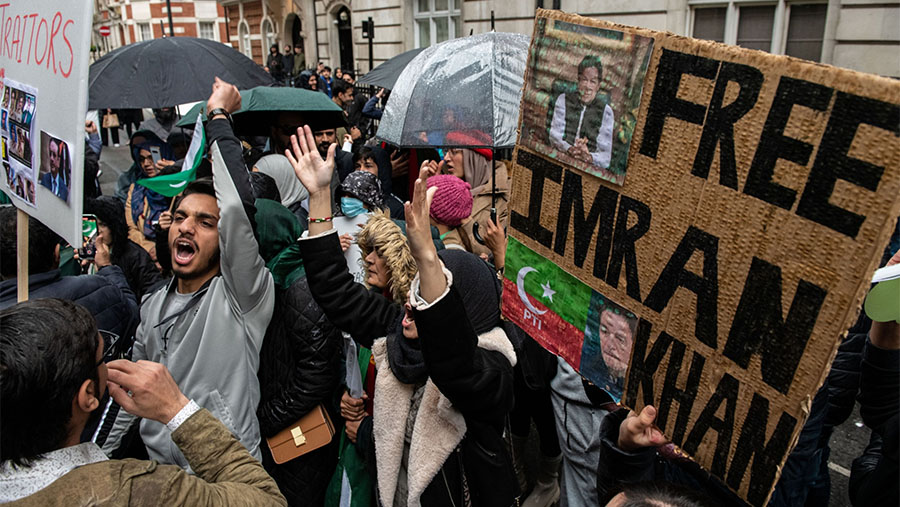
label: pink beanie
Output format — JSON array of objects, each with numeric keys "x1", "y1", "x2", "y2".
[{"x1": 427, "y1": 174, "x2": 473, "y2": 227}]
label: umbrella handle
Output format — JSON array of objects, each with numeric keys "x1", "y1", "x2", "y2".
[{"x1": 472, "y1": 208, "x2": 498, "y2": 246}]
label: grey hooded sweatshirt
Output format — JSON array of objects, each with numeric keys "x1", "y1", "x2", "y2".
[{"x1": 104, "y1": 119, "x2": 275, "y2": 467}]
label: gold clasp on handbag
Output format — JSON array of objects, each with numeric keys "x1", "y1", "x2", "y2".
[{"x1": 291, "y1": 426, "x2": 306, "y2": 447}]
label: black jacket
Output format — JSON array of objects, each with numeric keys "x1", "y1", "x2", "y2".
[
  {"x1": 298, "y1": 231, "x2": 519, "y2": 506},
  {"x1": 114, "y1": 239, "x2": 164, "y2": 302},
  {"x1": 0, "y1": 266, "x2": 139, "y2": 339},
  {"x1": 298, "y1": 230, "x2": 401, "y2": 348},
  {"x1": 823, "y1": 313, "x2": 871, "y2": 429},
  {"x1": 256, "y1": 275, "x2": 342, "y2": 505},
  {"x1": 850, "y1": 338, "x2": 899, "y2": 506}
]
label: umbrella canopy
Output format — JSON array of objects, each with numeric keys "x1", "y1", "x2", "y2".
[
  {"x1": 89, "y1": 37, "x2": 274, "y2": 109},
  {"x1": 175, "y1": 86, "x2": 346, "y2": 136},
  {"x1": 377, "y1": 32, "x2": 529, "y2": 149},
  {"x1": 357, "y1": 48, "x2": 425, "y2": 90}
]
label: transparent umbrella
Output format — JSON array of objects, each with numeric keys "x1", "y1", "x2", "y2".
[{"x1": 376, "y1": 32, "x2": 529, "y2": 149}]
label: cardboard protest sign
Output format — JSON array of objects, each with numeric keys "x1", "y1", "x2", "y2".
[
  {"x1": 502, "y1": 9, "x2": 900, "y2": 506},
  {"x1": 0, "y1": 1, "x2": 93, "y2": 245}
]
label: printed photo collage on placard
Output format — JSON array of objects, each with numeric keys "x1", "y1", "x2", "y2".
[{"x1": 1, "y1": 79, "x2": 39, "y2": 206}]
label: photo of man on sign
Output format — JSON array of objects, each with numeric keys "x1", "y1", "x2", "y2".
[
  {"x1": 579, "y1": 291, "x2": 637, "y2": 401},
  {"x1": 519, "y1": 18, "x2": 653, "y2": 185},
  {"x1": 39, "y1": 132, "x2": 71, "y2": 203},
  {"x1": 549, "y1": 55, "x2": 615, "y2": 169}
]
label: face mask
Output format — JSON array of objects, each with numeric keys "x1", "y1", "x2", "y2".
[{"x1": 341, "y1": 197, "x2": 366, "y2": 218}]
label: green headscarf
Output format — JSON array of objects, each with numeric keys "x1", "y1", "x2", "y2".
[{"x1": 255, "y1": 198, "x2": 306, "y2": 289}]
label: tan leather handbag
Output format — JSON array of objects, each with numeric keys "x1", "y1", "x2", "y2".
[
  {"x1": 266, "y1": 405, "x2": 335, "y2": 464},
  {"x1": 102, "y1": 113, "x2": 120, "y2": 129}
]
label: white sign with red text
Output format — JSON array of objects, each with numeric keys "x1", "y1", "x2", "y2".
[{"x1": 0, "y1": 1, "x2": 92, "y2": 245}]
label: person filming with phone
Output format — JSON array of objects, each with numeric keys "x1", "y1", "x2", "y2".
[{"x1": 83, "y1": 197, "x2": 164, "y2": 301}]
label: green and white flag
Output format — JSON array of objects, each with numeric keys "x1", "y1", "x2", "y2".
[{"x1": 136, "y1": 113, "x2": 205, "y2": 197}]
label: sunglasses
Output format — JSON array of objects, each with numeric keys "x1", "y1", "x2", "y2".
[{"x1": 96, "y1": 330, "x2": 123, "y2": 366}]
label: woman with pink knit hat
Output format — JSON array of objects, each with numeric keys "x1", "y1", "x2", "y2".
[
  {"x1": 425, "y1": 174, "x2": 474, "y2": 251},
  {"x1": 440, "y1": 130, "x2": 510, "y2": 259}
]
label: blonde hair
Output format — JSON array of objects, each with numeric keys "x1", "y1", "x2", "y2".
[{"x1": 357, "y1": 210, "x2": 417, "y2": 301}]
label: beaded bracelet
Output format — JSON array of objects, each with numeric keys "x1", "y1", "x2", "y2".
[{"x1": 309, "y1": 216, "x2": 333, "y2": 223}]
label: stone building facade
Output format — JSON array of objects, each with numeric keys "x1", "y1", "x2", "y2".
[{"x1": 94, "y1": 1, "x2": 898, "y2": 77}]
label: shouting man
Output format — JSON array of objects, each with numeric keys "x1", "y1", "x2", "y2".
[{"x1": 104, "y1": 78, "x2": 275, "y2": 467}]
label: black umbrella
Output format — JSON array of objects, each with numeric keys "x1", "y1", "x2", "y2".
[
  {"x1": 356, "y1": 48, "x2": 424, "y2": 90},
  {"x1": 89, "y1": 37, "x2": 275, "y2": 109}
]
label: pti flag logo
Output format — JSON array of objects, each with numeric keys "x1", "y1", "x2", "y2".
[
  {"x1": 501, "y1": 237, "x2": 592, "y2": 369},
  {"x1": 516, "y1": 266, "x2": 552, "y2": 316}
]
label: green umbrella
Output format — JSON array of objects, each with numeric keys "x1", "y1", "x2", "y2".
[{"x1": 176, "y1": 86, "x2": 346, "y2": 136}]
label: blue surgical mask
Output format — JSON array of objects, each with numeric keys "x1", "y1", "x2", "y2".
[{"x1": 340, "y1": 196, "x2": 366, "y2": 217}]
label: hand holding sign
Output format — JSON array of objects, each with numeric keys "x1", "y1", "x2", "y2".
[{"x1": 618, "y1": 405, "x2": 669, "y2": 451}]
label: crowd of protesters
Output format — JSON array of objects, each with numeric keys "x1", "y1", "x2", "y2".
[{"x1": 0, "y1": 70, "x2": 898, "y2": 507}]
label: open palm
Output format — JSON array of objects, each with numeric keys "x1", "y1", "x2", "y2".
[
  {"x1": 285, "y1": 125, "x2": 335, "y2": 196},
  {"x1": 404, "y1": 178, "x2": 437, "y2": 263}
]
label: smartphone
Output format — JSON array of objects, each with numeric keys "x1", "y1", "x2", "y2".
[
  {"x1": 79, "y1": 215, "x2": 98, "y2": 260},
  {"x1": 150, "y1": 145, "x2": 162, "y2": 164}
]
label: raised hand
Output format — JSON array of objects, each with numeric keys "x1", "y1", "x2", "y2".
[
  {"x1": 404, "y1": 177, "x2": 444, "y2": 302},
  {"x1": 285, "y1": 124, "x2": 335, "y2": 198},
  {"x1": 617, "y1": 405, "x2": 670, "y2": 451},
  {"x1": 158, "y1": 211, "x2": 173, "y2": 230},
  {"x1": 419, "y1": 159, "x2": 440, "y2": 181},
  {"x1": 207, "y1": 76, "x2": 241, "y2": 114},
  {"x1": 404, "y1": 177, "x2": 437, "y2": 264}
]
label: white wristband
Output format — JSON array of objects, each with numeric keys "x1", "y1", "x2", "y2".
[{"x1": 166, "y1": 400, "x2": 201, "y2": 432}]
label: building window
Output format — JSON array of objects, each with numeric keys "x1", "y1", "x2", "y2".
[
  {"x1": 239, "y1": 21, "x2": 252, "y2": 59},
  {"x1": 784, "y1": 3, "x2": 827, "y2": 61},
  {"x1": 262, "y1": 18, "x2": 276, "y2": 51},
  {"x1": 138, "y1": 23, "x2": 152, "y2": 42},
  {"x1": 691, "y1": 1, "x2": 827, "y2": 61},
  {"x1": 692, "y1": 7, "x2": 726, "y2": 42},
  {"x1": 736, "y1": 5, "x2": 775, "y2": 51},
  {"x1": 536, "y1": 0, "x2": 562, "y2": 8},
  {"x1": 199, "y1": 21, "x2": 216, "y2": 41},
  {"x1": 414, "y1": 0, "x2": 461, "y2": 48}
]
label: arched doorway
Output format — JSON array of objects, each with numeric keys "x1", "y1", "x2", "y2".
[
  {"x1": 335, "y1": 7, "x2": 353, "y2": 73},
  {"x1": 285, "y1": 13, "x2": 303, "y2": 48}
]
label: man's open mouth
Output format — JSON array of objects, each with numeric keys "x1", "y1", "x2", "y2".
[{"x1": 174, "y1": 239, "x2": 197, "y2": 266}]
